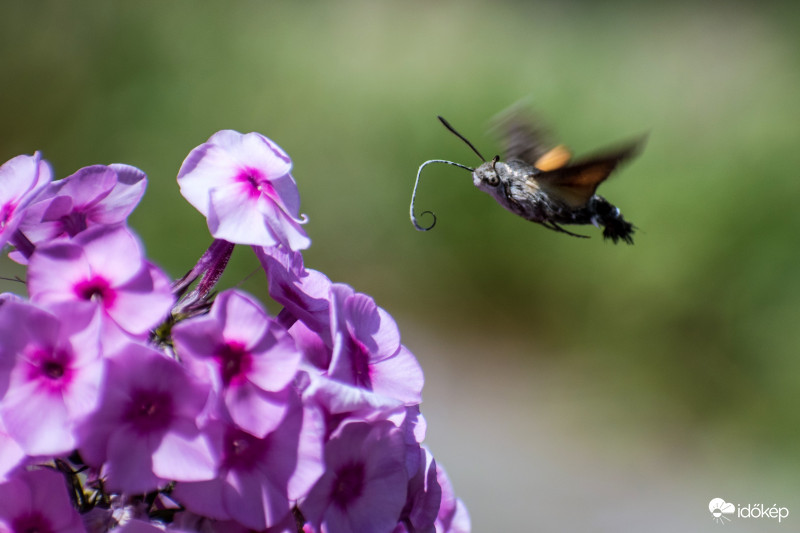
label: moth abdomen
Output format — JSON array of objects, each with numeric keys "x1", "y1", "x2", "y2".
[{"x1": 589, "y1": 196, "x2": 634, "y2": 244}]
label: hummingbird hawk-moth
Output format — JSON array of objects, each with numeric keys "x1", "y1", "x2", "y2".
[{"x1": 409, "y1": 113, "x2": 644, "y2": 244}]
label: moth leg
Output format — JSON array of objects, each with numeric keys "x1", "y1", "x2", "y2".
[{"x1": 539, "y1": 221, "x2": 589, "y2": 239}]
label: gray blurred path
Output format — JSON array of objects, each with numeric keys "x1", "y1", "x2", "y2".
[{"x1": 410, "y1": 325, "x2": 795, "y2": 532}]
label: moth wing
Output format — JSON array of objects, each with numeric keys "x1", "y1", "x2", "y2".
[
  {"x1": 534, "y1": 145, "x2": 572, "y2": 171},
  {"x1": 493, "y1": 110, "x2": 559, "y2": 166},
  {"x1": 529, "y1": 139, "x2": 644, "y2": 208}
]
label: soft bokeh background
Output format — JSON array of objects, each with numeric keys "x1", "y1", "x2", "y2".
[{"x1": 2, "y1": 1, "x2": 799, "y2": 531}]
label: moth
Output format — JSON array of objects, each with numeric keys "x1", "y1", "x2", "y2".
[{"x1": 410, "y1": 113, "x2": 644, "y2": 244}]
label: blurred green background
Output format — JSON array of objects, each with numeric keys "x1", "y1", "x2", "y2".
[{"x1": 2, "y1": 1, "x2": 799, "y2": 530}]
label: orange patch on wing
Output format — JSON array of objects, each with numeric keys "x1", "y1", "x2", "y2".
[{"x1": 534, "y1": 145, "x2": 571, "y2": 171}]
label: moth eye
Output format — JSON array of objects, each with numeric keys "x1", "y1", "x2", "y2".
[{"x1": 486, "y1": 174, "x2": 500, "y2": 186}]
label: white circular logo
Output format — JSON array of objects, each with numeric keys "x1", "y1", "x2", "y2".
[{"x1": 709, "y1": 498, "x2": 735, "y2": 524}]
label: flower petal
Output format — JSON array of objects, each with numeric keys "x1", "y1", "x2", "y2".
[
  {"x1": 77, "y1": 225, "x2": 144, "y2": 285},
  {"x1": 105, "y1": 426, "x2": 161, "y2": 493},
  {"x1": 223, "y1": 467, "x2": 286, "y2": 531},
  {"x1": 55, "y1": 165, "x2": 117, "y2": 208},
  {"x1": 92, "y1": 164, "x2": 147, "y2": 223},
  {"x1": 172, "y1": 478, "x2": 230, "y2": 521},
  {"x1": 0, "y1": 152, "x2": 51, "y2": 206},
  {"x1": 107, "y1": 262, "x2": 174, "y2": 334},
  {"x1": 207, "y1": 182, "x2": 275, "y2": 246},
  {"x1": 216, "y1": 290, "x2": 269, "y2": 346},
  {"x1": 257, "y1": 196, "x2": 311, "y2": 251},
  {"x1": 152, "y1": 420, "x2": 217, "y2": 482},
  {"x1": 208, "y1": 130, "x2": 292, "y2": 178},
  {"x1": 27, "y1": 240, "x2": 92, "y2": 304},
  {"x1": 226, "y1": 384, "x2": 290, "y2": 438},
  {"x1": 1, "y1": 378, "x2": 74, "y2": 456},
  {"x1": 369, "y1": 345, "x2": 424, "y2": 405}
]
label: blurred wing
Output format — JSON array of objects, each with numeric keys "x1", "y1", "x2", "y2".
[
  {"x1": 493, "y1": 111, "x2": 559, "y2": 166},
  {"x1": 534, "y1": 144, "x2": 572, "y2": 171},
  {"x1": 530, "y1": 139, "x2": 644, "y2": 208}
]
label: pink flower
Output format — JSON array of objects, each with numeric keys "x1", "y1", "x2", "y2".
[
  {"x1": 0, "y1": 300, "x2": 103, "y2": 456},
  {"x1": 0, "y1": 469, "x2": 86, "y2": 533},
  {"x1": 300, "y1": 420, "x2": 408, "y2": 533},
  {"x1": 172, "y1": 289, "x2": 302, "y2": 438},
  {"x1": 11, "y1": 164, "x2": 146, "y2": 258},
  {"x1": 0, "y1": 152, "x2": 52, "y2": 249},
  {"x1": 77, "y1": 343, "x2": 216, "y2": 493},
  {"x1": 328, "y1": 284, "x2": 424, "y2": 405},
  {"x1": 178, "y1": 130, "x2": 310, "y2": 250},
  {"x1": 172, "y1": 392, "x2": 324, "y2": 531},
  {"x1": 26, "y1": 224, "x2": 174, "y2": 345}
]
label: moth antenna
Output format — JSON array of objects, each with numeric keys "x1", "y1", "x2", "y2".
[
  {"x1": 437, "y1": 116, "x2": 486, "y2": 162},
  {"x1": 410, "y1": 159, "x2": 474, "y2": 231}
]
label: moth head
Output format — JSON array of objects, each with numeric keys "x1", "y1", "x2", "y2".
[
  {"x1": 409, "y1": 117, "x2": 500, "y2": 231},
  {"x1": 473, "y1": 156, "x2": 502, "y2": 190}
]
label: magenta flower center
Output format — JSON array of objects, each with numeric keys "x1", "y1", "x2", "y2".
[
  {"x1": 332, "y1": 461, "x2": 366, "y2": 508},
  {"x1": 42, "y1": 360, "x2": 64, "y2": 379},
  {"x1": 123, "y1": 389, "x2": 174, "y2": 434},
  {"x1": 237, "y1": 167, "x2": 278, "y2": 201},
  {"x1": 42, "y1": 361, "x2": 66, "y2": 379},
  {"x1": 215, "y1": 341, "x2": 252, "y2": 386},
  {"x1": 23, "y1": 347, "x2": 73, "y2": 392},
  {"x1": 74, "y1": 275, "x2": 116, "y2": 307},
  {"x1": 11, "y1": 511, "x2": 54, "y2": 533}
]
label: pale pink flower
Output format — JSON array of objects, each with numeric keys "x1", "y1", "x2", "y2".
[{"x1": 178, "y1": 130, "x2": 310, "y2": 250}]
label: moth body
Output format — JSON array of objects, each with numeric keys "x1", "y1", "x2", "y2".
[
  {"x1": 472, "y1": 158, "x2": 635, "y2": 244},
  {"x1": 410, "y1": 113, "x2": 643, "y2": 244}
]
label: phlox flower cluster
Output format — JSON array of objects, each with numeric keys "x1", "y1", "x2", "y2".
[{"x1": 0, "y1": 131, "x2": 470, "y2": 533}]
